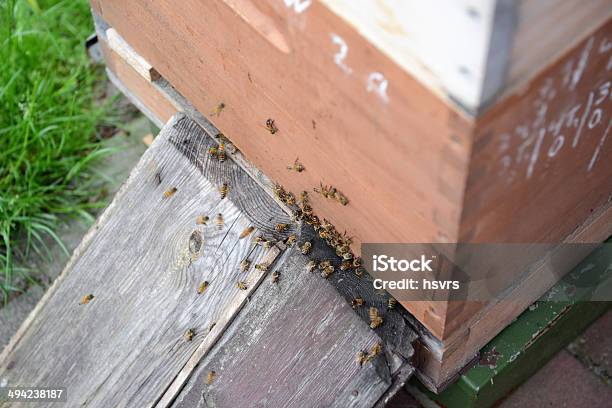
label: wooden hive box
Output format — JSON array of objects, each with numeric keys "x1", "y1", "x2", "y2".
[{"x1": 90, "y1": 0, "x2": 612, "y2": 391}]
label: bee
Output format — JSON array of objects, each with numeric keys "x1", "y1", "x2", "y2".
[
  {"x1": 369, "y1": 307, "x2": 383, "y2": 329},
  {"x1": 237, "y1": 227, "x2": 253, "y2": 240},
  {"x1": 275, "y1": 223, "x2": 289, "y2": 233},
  {"x1": 265, "y1": 118, "x2": 278, "y2": 134},
  {"x1": 287, "y1": 158, "x2": 305, "y2": 172},
  {"x1": 80, "y1": 294, "x2": 94, "y2": 305},
  {"x1": 218, "y1": 143, "x2": 226, "y2": 162},
  {"x1": 196, "y1": 215, "x2": 209, "y2": 225},
  {"x1": 300, "y1": 241, "x2": 312, "y2": 255},
  {"x1": 219, "y1": 183, "x2": 229, "y2": 199},
  {"x1": 299, "y1": 191, "x2": 309, "y2": 203},
  {"x1": 354, "y1": 267, "x2": 364, "y2": 277},
  {"x1": 253, "y1": 235, "x2": 266, "y2": 245},
  {"x1": 236, "y1": 281, "x2": 248, "y2": 290},
  {"x1": 197, "y1": 281, "x2": 210, "y2": 295},
  {"x1": 340, "y1": 260, "x2": 352, "y2": 272},
  {"x1": 318, "y1": 260, "x2": 332, "y2": 270},
  {"x1": 285, "y1": 234, "x2": 297, "y2": 246},
  {"x1": 335, "y1": 193, "x2": 349, "y2": 206},
  {"x1": 255, "y1": 262, "x2": 270, "y2": 272},
  {"x1": 163, "y1": 187, "x2": 177, "y2": 198},
  {"x1": 343, "y1": 252, "x2": 354, "y2": 261},
  {"x1": 208, "y1": 146, "x2": 218, "y2": 158},
  {"x1": 184, "y1": 328, "x2": 195, "y2": 342},
  {"x1": 356, "y1": 351, "x2": 368, "y2": 366},
  {"x1": 351, "y1": 297, "x2": 364, "y2": 309},
  {"x1": 271, "y1": 271, "x2": 280, "y2": 283},
  {"x1": 353, "y1": 257, "x2": 362, "y2": 268},
  {"x1": 285, "y1": 192, "x2": 296, "y2": 206},
  {"x1": 273, "y1": 183, "x2": 285, "y2": 200},
  {"x1": 207, "y1": 371, "x2": 216, "y2": 385},
  {"x1": 216, "y1": 213, "x2": 224, "y2": 229},
  {"x1": 388, "y1": 298, "x2": 397, "y2": 310},
  {"x1": 211, "y1": 102, "x2": 225, "y2": 116},
  {"x1": 306, "y1": 260, "x2": 318, "y2": 272},
  {"x1": 240, "y1": 259, "x2": 251, "y2": 272},
  {"x1": 321, "y1": 265, "x2": 334, "y2": 279},
  {"x1": 369, "y1": 343, "x2": 382, "y2": 358},
  {"x1": 262, "y1": 239, "x2": 276, "y2": 249}
]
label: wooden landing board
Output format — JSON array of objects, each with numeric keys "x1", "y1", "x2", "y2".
[{"x1": 0, "y1": 115, "x2": 410, "y2": 406}]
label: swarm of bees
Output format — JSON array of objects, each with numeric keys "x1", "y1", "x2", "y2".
[
  {"x1": 197, "y1": 281, "x2": 210, "y2": 295},
  {"x1": 271, "y1": 271, "x2": 280, "y2": 283},
  {"x1": 207, "y1": 371, "x2": 216, "y2": 385},
  {"x1": 216, "y1": 213, "x2": 224, "y2": 229},
  {"x1": 163, "y1": 187, "x2": 177, "y2": 198},
  {"x1": 196, "y1": 215, "x2": 209, "y2": 225},
  {"x1": 356, "y1": 343, "x2": 383, "y2": 366},
  {"x1": 184, "y1": 328, "x2": 195, "y2": 342},
  {"x1": 80, "y1": 294, "x2": 94, "y2": 305},
  {"x1": 351, "y1": 297, "x2": 364, "y2": 309},
  {"x1": 287, "y1": 158, "x2": 305, "y2": 172},
  {"x1": 314, "y1": 183, "x2": 349, "y2": 206},
  {"x1": 300, "y1": 241, "x2": 312, "y2": 255},
  {"x1": 240, "y1": 259, "x2": 251, "y2": 272},
  {"x1": 219, "y1": 183, "x2": 229, "y2": 199},
  {"x1": 236, "y1": 281, "x2": 248, "y2": 290},
  {"x1": 369, "y1": 307, "x2": 384, "y2": 329},
  {"x1": 265, "y1": 118, "x2": 278, "y2": 134}
]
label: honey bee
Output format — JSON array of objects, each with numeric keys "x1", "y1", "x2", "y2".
[
  {"x1": 356, "y1": 351, "x2": 368, "y2": 366},
  {"x1": 271, "y1": 271, "x2": 280, "y2": 283},
  {"x1": 351, "y1": 297, "x2": 364, "y2": 309},
  {"x1": 285, "y1": 234, "x2": 297, "y2": 246},
  {"x1": 197, "y1": 281, "x2": 210, "y2": 295},
  {"x1": 240, "y1": 259, "x2": 251, "y2": 272},
  {"x1": 240, "y1": 226, "x2": 254, "y2": 239},
  {"x1": 265, "y1": 118, "x2": 278, "y2": 134},
  {"x1": 218, "y1": 143, "x2": 226, "y2": 162},
  {"x1": 340, "y1": 260, "x2": 352, "y2": 271},
  {"x1": 318, "y1": 260, "x2": 331, "y2": 270},
  {"x1": 80, "y1": 294, "x2": 94, "y2": 305},
  {"x1": 343, "y1": 252, "x2": 354, "y2": 261},
  {"x1": 236, "y1": 281, "x2": 248, "y2": 290},
  {"x1": 208, "y1": 146, "x2": 218, "y2": 158},
  {"x1": 321, "y1": 265, "x2": 334, "y2": 279},
  {"x1": 163, "y1": 187, "x2": 177, "y2": 198},
  {"x1": 207, "y1": 371, "x2": 216, "y2": 385},
  {"x1": 184, "y1": 328, "x2": 195, "y2": 342},
  {"x1": 388, "y1": 298, "x2": 397, "y2": 310},
  {"x1": 287, "y1": 158, "x2": 305, "y2": 172},
  {"x1": 300, "y1": 241, "x2": 312, "y2": 255},
  {"x1": 253, "y1": 235, "x2": 265, "y2": 245},
  {"x1": 262, "y1": 239, "x2": 276, "y2": 249},
  {"x1": 216, "y1": 213, "x2": 224, "y2": 229},
  {"x1": 306, "y1": 260, "x2": 318, "y2": 272},
  {"x1": 275, "y1": 223, "x2": 289, "y2": 233},
  {"x1": 211, "y1": 102, "x2": 225, "y2": 116},
  {"x1": 353, "y1": 257, "x2": 362, "y2": 268},
  {"x1": 196, "y1": 215, "x2": 209, "y2": 225},
  {"x1": 369, "y1": 343, "x2": 382, "y2": 357},
  {"x1": 255, "y1": 262, "x2": 270, "y2": 272},
  {"x1": 285, "y1": 192, "x2": 296, "y2": 206},
  {"x1": 219, "y1": 183, "x2": 229, "y2": 199},
  {"x1": 299, "y1": 191, "x2": 309, "y2": 203},
  {"x1": 369, "y1": 307, "x2": 383, "y2": 329},
  {"x1": 335, "y1": 193, "x2": 349, "y2": 206}
]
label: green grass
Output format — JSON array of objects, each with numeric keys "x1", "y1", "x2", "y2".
[{"x1": 0, "y1": 0, "x2": 113, "y2": 301}]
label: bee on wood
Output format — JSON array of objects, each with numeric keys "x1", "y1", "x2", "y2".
[
  {"x1": 208, "y1": 146, "x2": 218, "y2": 158},
  {"x1": 287, "y1": 158, "x2": 305, "y2": 172},
  {"x1": 335, "y1": 192, "x2": 349, "y2": 206},
  {"x1": 285, "y1": 234, "x2": 297, "y2": 246},
  {"x1": 211, "y1": 102, "x2": 225, "y2": 116},
  {"x1": 240, "y1": 226, "x2": 254, "y2": 239},
  {"x1": 196, "y1": 215, "x2": 209, "y2": 225},
  {"x1": 388, "y1": 298, "x2": 397, "y2": 310},
  {"x1": 219, "y1": 183, "x2": 229, "y2": 199},
  {"x1": 207, "y1": 371, "x2": 216, "y2": 385},
  {"x1": 216, "y1": 213, "x2": 224, "y2": 229},
  {"x1": 265, "y1": 118, "x2": 278, "y2": 134},
  {"x1": 300, "y1": 241, "x2": 312, "y2": 255},
  {"x1": 369, "y1": 307, "x2": 383, "y2": 329},
  {"x1": 255, "y1": 262, "x2": 270, "y2": 272},
  {"x1": 369, "y1": 343, "x2": 382, "y2": 358},
  {"x1": 80, "y1": 294, "x2": 94, "y2": 305},
  {"x1": 285, "y1": 192, "x2": 296, "y2": 206},
  {"x1": 197, "y1": 281, "x2": 210, "y2": 295},
  {"x1": 321, "y1": 264, "x2": 334, "y2": 279},
  {"x1": 271, "y1": 271, "x2": 280, "y2": 283},
  {"x1": 356, "y1": 351, "x2": 368, "y2": 366},
  {"x1": 218, "y1": 143, "x2": 226, "y2": 162},
  {"x1": 163, "y1": 187, "x2": 177, "y2": 198},
  {"x1": 306, "y1": 260, "x2": 318, "y2": 272},
  {"x1": 240, "y1": 259, "x2": 251, "y2": 272},
  {"x1": 236, "y1": 281, "x2": 248, "y2": 290},
  {"x1": 275, "y1": 223, "x2": 289, "y2": 233},
  {"x1": 262, "y1": 239, "x2": 276, "y2": 249},
  {"x1": 351, "y1": 297, "x2": 364, "y2": 309},
  {"x1": 253, "y1": 235, "x2": 265, "y2": 245},
  {"x1": 184, "y1": 328, "x2": 195, "y2": 342}
]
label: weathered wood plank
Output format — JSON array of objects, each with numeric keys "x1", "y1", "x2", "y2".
[{"x1": 0, "y1": 115, "x2": 290, "y2": 407}]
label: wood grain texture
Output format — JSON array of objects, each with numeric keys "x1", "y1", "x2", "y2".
[
  {"x1": 0, "y1": 115, "x2": 291, "y2": 407},
  {"x1": 171, "y1": 246, "x2": 393, "y2": 408}
]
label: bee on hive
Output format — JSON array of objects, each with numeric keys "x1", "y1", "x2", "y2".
[
  {"x1": 219, "y1": 183, "x2": 229, "y2": 199},
  {"x1": 265, "y1": 118, "x2": 278, "y2": 134},
  {"x1": 163, "y1": 187, "x2": 177, "y2": 198}
]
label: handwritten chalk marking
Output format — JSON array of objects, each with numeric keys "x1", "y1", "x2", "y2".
[
  {"x1": 330, "y1": 33, "x2": 352, "y2": 75},
  {"x1": 283, "y1": 0, "x2": 311, "y2": 14},
  {"x1": 527, "y1": 128, "x2": 545, "y2": 179},
  {"x1": 588, "y1": 119, "x2": 611, "y2": 172},
  {"x1": 569, "y1": 37, "x2": 593, "y2": 91},
  {"x1": 367, "y1": 72, "x2": 389, "y2": 103},
  {"x1": 573, "y1": 91, "x2": 593, "y2": 148}
]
